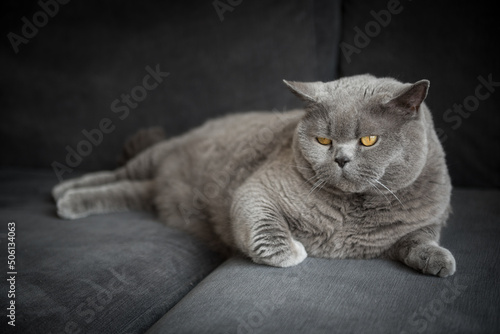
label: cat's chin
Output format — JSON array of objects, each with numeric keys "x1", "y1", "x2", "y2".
[{"x1": 328, "y1": 175, "x2": 370, "y2": 195}]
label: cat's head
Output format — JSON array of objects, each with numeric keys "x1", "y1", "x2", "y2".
[{"x1": 285, "y1": 74, "x2": 431, "y2": 194}]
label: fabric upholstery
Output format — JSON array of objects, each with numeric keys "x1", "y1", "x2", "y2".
[
  {"x1": 1, "y1": 1, "x2": 499, "y2": 333},
  {"x1": 0, "y1": 168, "x2": 224, "y2": 333},
  {"x1": 0, "y1": 0, "x2": 341, "y2": 173},
  {"x1": 147, "y1": 189, "x2": 500, "y2": 334}
]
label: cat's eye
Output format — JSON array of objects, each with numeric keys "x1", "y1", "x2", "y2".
[
  {"x1": 317, "y1": 137, "x2": 332, "y2": 145},
  {"x1": 360, "y1": 136, "x2": 378, "y2": 147}
]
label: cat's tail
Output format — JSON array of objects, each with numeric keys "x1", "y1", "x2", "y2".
[{"x1": 118, "y1": 126, "x2": 166, "y2": 164}]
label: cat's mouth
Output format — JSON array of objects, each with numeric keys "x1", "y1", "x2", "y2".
[
  {"x1": 300, "y1": 162, "x2": 372, "y2": 194},
  {"x1": 328, "y1": 170, "x2": 369, "y2": 194}
]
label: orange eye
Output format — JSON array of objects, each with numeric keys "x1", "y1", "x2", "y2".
[
  {"x1": 317, "y1": 137, "x2": 332, "y2": 145},
  {"x1": 360, "y1": 136, "x2": 378, "y2": 147}
]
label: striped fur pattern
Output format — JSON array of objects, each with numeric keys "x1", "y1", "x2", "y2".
[{"x1": 53, "y1": 74, "x2": 455, "y2": 277}]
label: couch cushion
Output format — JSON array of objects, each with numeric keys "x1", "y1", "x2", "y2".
[
  {"x1": 146, "y1": 189, "x2": 500, "y2": 333},
  {"x1": 0, "y1": 168, "x2": 224, "y2": 333}
]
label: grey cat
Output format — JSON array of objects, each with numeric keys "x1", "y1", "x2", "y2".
[{"x1": 53, "y1": 74, "x2": 456, "y2": 277}]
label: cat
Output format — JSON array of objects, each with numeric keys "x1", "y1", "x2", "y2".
[{"x1": 53, "y1": 74, "x2": 456, "y2": 277}]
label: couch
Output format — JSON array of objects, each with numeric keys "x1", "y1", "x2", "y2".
[{"x1": 1, "y1": 0, "x2": 499, "y2": 333}]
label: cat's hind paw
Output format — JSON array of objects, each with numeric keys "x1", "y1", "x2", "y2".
[
  {"x1": 56, "y1": 190, "x2": 90, "y2": 220},
  {"x1": 52, "y1": 180, "x2": 76, "y2": 201}
]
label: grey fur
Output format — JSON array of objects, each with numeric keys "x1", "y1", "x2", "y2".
[{"x1": 53, "y1": 74, "x2": 455, "y2": 277}]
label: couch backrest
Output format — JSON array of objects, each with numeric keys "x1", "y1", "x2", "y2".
[
  {"x1": 2, "y1": 0, "x2": 498, "y2": 188},
  {"x1": 339, "y1": 0, "x2": 500, "y2": 188},
  {"x1": 0, "y1": 0, "x2": 341, "y2": 177}
]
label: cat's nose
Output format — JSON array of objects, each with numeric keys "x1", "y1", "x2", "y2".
[{"x1": 335, "y1": 157, "x2": 350, "y2": 168}]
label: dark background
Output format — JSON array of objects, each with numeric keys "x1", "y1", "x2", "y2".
[{"x1": 1, "y1": 0, "x2": 499, "y2": 188}]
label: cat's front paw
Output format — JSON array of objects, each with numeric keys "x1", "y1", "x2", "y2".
[
  {"x1": 57, "y1": 190, "x2": 90, "y2": 220},
  {"x1": 252, "y1": 238, "x2": 307, "y2": 268},
  {"x1": 404, "y1": 243, "x2": 456, "y2": 277}
]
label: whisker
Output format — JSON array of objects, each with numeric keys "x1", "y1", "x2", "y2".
[
  {"x1": 367, "y1": 179, "x2": 390, "y2": 203},
  {"x1": 279, "y1": 164, "x2": 312, "y2": 171},
  {"x1": 317, "y1": 179, "x2": 328, "y2": 193},
  {"x1": 299, "y1": 169, "x2": 326, "y2": 189},
  {"x1": 307, "y1": 179, "x2": 326, "y2": 198},
  {"x1": 374, "y1": 179, "x2": 407, "y2": 210},
  {"x1": 308, "y1": 179, "x2": 323, "y2": 195},
  {"x1": 300, "y1": 173, "x2": 321, "y2": 187}
]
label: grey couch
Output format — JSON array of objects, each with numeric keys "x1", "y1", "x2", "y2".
[{"x1": 1, "y1": 0, "x2": 499, "y2": 333}]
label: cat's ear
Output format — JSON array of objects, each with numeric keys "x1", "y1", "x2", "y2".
[
  {"x1": 386, "y1": 80, "x2": 430, "y2": 115},
  {"x1": 283, "y1": 80, "x2": 318, "y2": 103}
]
